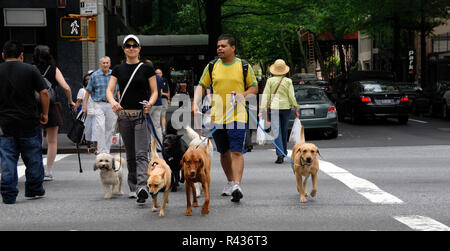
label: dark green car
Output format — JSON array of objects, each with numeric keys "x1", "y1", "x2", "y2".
[{"x1": 288, "y1": 85, "x2": 338, "y2": 139}]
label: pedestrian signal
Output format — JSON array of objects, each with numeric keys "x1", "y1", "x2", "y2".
[{"x1": 60, "y1": 17, "x2": 82, "y2": 38}]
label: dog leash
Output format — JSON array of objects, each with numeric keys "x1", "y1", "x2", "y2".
[
  {"x1": 237, "y1": 100, "x2": 305, "y2": 167},
  {"x1": 193, "y1": 97, "x2": 238, "y2": 150},
  {"x1": 140, "y1": 102, "x2": 168, "y2": 158}
]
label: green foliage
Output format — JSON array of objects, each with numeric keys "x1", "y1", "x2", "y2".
[{"x1": 133, "y1": 0, "x2": 450, "y2": 76}]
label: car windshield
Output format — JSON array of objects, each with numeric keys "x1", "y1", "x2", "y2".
[
  {"x1": 295, "y1": 88, "x2": 327, "y2": 102},
  {"x1": 360, "y1": 82, "x2": 399, "y2": 93}
]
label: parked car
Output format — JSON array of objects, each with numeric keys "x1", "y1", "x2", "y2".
[
  {"x1": 394, "y1": 82, "x2": 429, "y2": 115},
  {"x1": 427, "y1": 81, "x2": 450, "y2": 119},
  {"x1": 305, "y1": 80, "x2": 333, "y2": 99},
  {"x1": 336, "y1": 80, "x2": 410, "y2": 124},
  {"x1": 291, "y1": 73, "x2": 318, "y2": 85},
  {"x1": 288, "y1": 85, "x2": 338, "y2": 139}
]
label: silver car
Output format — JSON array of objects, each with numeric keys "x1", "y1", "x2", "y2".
[{"x1": 289, "y1": 85, "x2": 338, "y2": 139}]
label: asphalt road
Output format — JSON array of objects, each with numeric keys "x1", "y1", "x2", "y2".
[{"x1": 1, "y1": 115, "x2": 449, "y2": 233}]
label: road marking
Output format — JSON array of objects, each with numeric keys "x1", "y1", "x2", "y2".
[
  {"x1": 319, "y1": 160, "x2": 404, "y2": 204},
  {"x1": 283, "y1": 149, "x2": 403, "y2": 204},
  {"x1": 409, "y1": 119, "x2": 428, "y2": 124},
  {"x1": 394, "y1": 215, "x2": 450, "y2": 231},
  {"x1": 282, "y1": 149, "x2": 447, "y2": 230},
  {"x1": 18, "y1": 154, "x2": 72, "y2": 178}
]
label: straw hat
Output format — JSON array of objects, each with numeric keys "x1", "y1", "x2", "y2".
[{"x1": 270, "y1": 59, "x2": 290, "y2": 76}]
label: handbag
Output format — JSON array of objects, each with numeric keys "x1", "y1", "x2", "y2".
[
  {"x1": 35, "y1": 65, "x2": 56, "y2": 105},
  {"x1": 266, "y1": 76, "x2": 284, "y2": 123},
  {"x1": 67, "y1": 112, "x2": 86, "y2": 144}
]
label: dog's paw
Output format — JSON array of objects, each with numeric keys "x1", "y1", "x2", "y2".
[
  {"x1": 310, "y1": 189, "x2": 316, "y2": 197},
  {"x1": 185, "y1": 209, "x2": 192, "y2": 216},
  {"x1": 201, "y1": 206, "x2": 210, "y2": 216},
  {"x1": 193, "y1": 201, "x2": 199, "y2": 207},
  {"x1": 152, "y1": 207, "x2": 158, "y2": 212},
  {"x1": 300, "y1": 196, "x2": 308, "y2": 203},
  {"x1": 104, "y1": 194, "x2": 112, "y2": 199},
  {"x1": 159, "y1": 210, "x2": 165, "y2": 217}
]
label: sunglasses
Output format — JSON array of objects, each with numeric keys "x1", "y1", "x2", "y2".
[{"x1": 124, "y1": 43, "x2": 139, "y2": 49}]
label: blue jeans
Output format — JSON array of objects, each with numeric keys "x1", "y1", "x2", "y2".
[
  {"x1": 0, "y1": 126, "x2": 45, "y2": 204},
  {"x1": 271, "y1": 109, "x2": 291, "y2": 158}
]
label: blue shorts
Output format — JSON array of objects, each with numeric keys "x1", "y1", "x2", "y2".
[{"x1": 212, "y1": 122, "x2": 247, "y2": 155}]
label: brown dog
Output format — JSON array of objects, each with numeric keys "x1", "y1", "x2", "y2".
[
  {"x1": 290, "y1": 126, "x2": 322, "y2": 203},
  {"x1": 147, "y1": 139, "x2": 171, "y2": 216},
  {"x1": 181, "y1": 139, "x2": 211, "y2": 216}
]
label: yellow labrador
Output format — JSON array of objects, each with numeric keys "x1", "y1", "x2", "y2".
[{"x1": 290, "y1": 126, "x2": 322, "y2": 203}]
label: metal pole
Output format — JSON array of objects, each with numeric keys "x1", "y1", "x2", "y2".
[{"x1": 97, "y1": 0, "x2": 105, "y2": 62}]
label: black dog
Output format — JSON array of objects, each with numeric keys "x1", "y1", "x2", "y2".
[{"x1": 163, "y1": 134, "x2": 189, "y2": 192}]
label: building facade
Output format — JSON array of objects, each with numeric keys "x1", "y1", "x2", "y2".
[{"x1": 1, "y1": 0, "x2": 83, "y2": 132}]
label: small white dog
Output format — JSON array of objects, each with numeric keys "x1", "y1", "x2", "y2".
[
  {"x1": 93, "y1": 153, "x2": 125, "y2": 199},
  {"x1": 185, "y1": 126, "x2": 214, "y2": 197}
]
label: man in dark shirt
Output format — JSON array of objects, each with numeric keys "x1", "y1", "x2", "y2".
[{"x1": 0, "y1": 40, "x2": 49, "y2": 204}]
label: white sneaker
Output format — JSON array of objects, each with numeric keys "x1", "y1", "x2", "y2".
[
  {"x1": 128, "y1": 192, "x2": 137, "y2": 198},
  {"x1": 44, "y1": 172, "x2": 53, "y2": 181},
  {"x1": 231, "y1": 184, "x2": 243, "y2": 202},
  {"x1": 221, "y1": 181, "x2": 235, "y2": 196}
]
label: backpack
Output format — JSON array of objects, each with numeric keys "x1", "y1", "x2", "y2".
[
  {"x1": 208, "y1": 58, "x2": 249, "y2": 91},
  {"x1": 35, "y1": 65, "x2": 56, "y2": 105}
]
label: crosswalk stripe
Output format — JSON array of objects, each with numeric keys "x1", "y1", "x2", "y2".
[
  {"x1": 18, "y1": 154, "x2": 72, "y2": 178},
  {"x1": 281, "y1": 149, "x2": 404, "y2": 204},
  {"x1": 319, "y1": 160, "x2": 404, "y2": 204},
  {"x1": 394, "y1": 215, "x2": 450, "y2": 231}
]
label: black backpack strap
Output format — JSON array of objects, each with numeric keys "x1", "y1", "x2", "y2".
[
  {"x1": 208, "y1": 58, "x2": 219, "y2": 85},
  {"x1": 241, "y1": 59, "x2": 249, "y2": 90}
]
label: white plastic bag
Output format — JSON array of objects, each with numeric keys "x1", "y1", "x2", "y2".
[
  {"x1": 289, "y1": 118, "x2": 302, "y2": 144},
  {"x1": 257, "y1": 119, "x2": 267, "y2": 145}
]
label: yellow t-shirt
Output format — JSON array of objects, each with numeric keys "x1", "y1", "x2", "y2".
[{"x1": 199, "y1": 58, "x2": 257, "y2": 124}]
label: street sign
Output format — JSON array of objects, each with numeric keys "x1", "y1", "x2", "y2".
[
  {"x1": 80, "y1": 0, "x2": 97, "y2": 15},
  {"x1": 60, "y1": 17, "x2": 82, "y2": 38}
]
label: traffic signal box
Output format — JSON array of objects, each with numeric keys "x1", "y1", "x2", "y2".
[{"x1": 60, "y1": 15, "x2": 97, "y2": 42}]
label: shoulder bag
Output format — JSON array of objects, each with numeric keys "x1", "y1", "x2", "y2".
[
  {"x1": 35, "y1": 65, "x2": 56, "y2": 105},
  {"x1": 266, "y1": 76, "x2": 284, "y2": 123}
]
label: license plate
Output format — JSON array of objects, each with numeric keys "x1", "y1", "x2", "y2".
[
  {"x1": 301, "y1": 109, "x2": 314, "y2": 116},
  {"x1": 379, "y1": 99, "x2": 394, "y2": 104}
]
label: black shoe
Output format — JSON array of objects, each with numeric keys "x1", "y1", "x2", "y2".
[
  {"x1": 25, "y1": 190, "x2": 45, "y2": 199},
  {"x1": 231, "y1": 185, "x2": 243, "y2": 203},
  {"x1": 136, "y1": 188, "x2": 148, "y2": 204},
  {"x1": 275, "y1": 156, "x2": 284, "y2": 164}
]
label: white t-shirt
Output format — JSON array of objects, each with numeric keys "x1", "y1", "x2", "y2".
[{"x1": 77, "y1": 88, "x2": 95, "y2": 115}]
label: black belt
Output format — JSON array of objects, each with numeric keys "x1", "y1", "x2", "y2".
[{"x1": 97, "y1": 100, "x2": 108, "y2": 103}]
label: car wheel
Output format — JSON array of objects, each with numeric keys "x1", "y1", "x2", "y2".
[
  {"x1": 398, "y1": 116, "x2": 409, "y2": 124},
  {"x1": 324, "y1": 129, "x2": 338, "y2": 139}
]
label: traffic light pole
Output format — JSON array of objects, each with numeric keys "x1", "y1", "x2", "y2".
[{"x1": 96, "y1": 0, "x2": 105, "y2": 64}]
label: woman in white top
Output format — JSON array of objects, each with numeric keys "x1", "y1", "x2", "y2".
[{"x1": 74, "y1": 73, "x2": 97, "y2": 154}]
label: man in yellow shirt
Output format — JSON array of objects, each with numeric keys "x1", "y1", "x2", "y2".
[{"x1": 192, "y1": 34, "x2": 258, "y2": 202}]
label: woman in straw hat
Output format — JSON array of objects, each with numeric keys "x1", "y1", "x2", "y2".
[{"x1": 259, "y1": 59, "x2": 299, "y2": 164}]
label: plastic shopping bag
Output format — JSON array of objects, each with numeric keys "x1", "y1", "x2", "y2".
[
  {"x1": 257, "y1": 119, "x2": 267, "y2": 145},
  {"x1": 289, "y1": 118, "x2": 302, "y2": 144}
]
